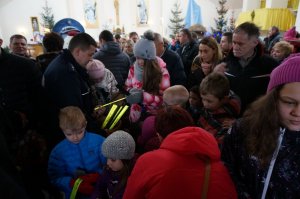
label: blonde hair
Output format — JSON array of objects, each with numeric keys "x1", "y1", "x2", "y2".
[
  {"x1": 272, "y1": 41, "x2": 294, "y2": 58},
  {"x1": 59, "y1": 106, "x2": 87, "y2": 130},
  {"x1": 163, "y1": 85, "x2": 189, "y2": 107}
]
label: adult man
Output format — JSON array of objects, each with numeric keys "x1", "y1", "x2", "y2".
[
  {"x1": 263, "y1": 26, "x2": 281, "y2": 54},
  {"x1": 9, "y1": 34, "x2": 30, "y2": 57},
  {"x1": 154, "y1": 32, "x2": 186, "y2": 86},
  {"x1": 176, "y1": 28, "x2": 198, "y2": 77},
  {"x1": 43, "y1": 33, "x2": 99, "y2": 139},
  {"x1": 0, "y1": 38, "x2": 44, "y2": 198},
  {"x1": 215, "y1": 22, "x2": 278, "y2": 113},
  {"x1": 93, "y1": 30, "x2": 131, "y2": 90},
  {"x1": 220, "y1": 32, "x2": 233, "y2": 58},
  {"x1": 129, "y1": 31, "x2": 139, "y2": 43}
]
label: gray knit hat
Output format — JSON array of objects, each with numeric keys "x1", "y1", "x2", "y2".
[
  {"x1": 133, "y1": 30, "x2": 156, "y2": 60},
  {"x1": 101, "y1": 130, "x2": 136, "y2": 160}
]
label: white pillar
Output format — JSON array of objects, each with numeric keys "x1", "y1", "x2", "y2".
[
  {"x1": 242, "y1": 0, "x2": 260, "y2": 11},
  {"x1": 295, "y1": 3, "x2": 300, "y2": 31},
  {"x1": 266, "y1": 0, "x2": 288, "y2": 8}
]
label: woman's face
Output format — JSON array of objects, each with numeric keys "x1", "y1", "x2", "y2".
[
  {"x1": 271, "y1": 47, "x2": 285, "y2": 61},
  {"x1": 278, "y1": 82, "x2": 300, "y2": 131},
  {"x1": 199, "y1": 44, "x2": 215, "y2": 63}
]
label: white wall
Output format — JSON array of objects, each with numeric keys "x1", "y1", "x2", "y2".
[{"x1": 0, "y1": 0, "x2": 244, "y2": 47}]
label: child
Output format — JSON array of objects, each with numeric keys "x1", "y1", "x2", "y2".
[
  {"x1": 188, "y1": 85, "x2": 202, "y2": 122},
  {"x1": 125, "y1": 30, "x2": 170, "y2": 122},
  {"x1": 86, "y1": 59, "x2": 119, "y2": 105},
  {"x1": 48, "y1": 106, "x2": 106, "y2": 199},
  {"x1": 162, "y1": 85, "x2": 189, "y2": 107},
  {"x1": 91, "y1": 130, "x2": 136, "y2": 199},
  {"x1": 137, "y1": 85, "x2": 189, "y2": 153},
  {"x1": 222, "y1": 53, "x2": 300, "y2": 198},
  {"x1": 198, "y1": 72, "x2": 241, "y2": 144}
]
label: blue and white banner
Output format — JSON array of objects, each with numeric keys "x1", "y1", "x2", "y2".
[{"x1": 185, "y1": 0, "x2": 202, "y2": 28}]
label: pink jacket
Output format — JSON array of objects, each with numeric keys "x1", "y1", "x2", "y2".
[{"x1": 125, "y1": 57, "x2": 170, "y2": 122}]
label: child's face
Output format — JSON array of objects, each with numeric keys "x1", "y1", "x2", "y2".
[
  {"x1": 201, "y1": 93, "x2": 224, "y2": 111},
  {"x1": 278, "y1": 82, "x2": 300, "y2": 131},
  {"x1": 107, "y1": 159, "x2": 124, "y2": 171},
  {"x1": 63, "y1": 127, "x2": 85, "y2": 144},
  {"x1": 189, "y1": 91, "x2": 201, "y2": 108}
]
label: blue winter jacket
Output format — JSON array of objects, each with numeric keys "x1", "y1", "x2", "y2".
[{"x1": 48, "y1": 132, "x2": 106, "y2": 198}]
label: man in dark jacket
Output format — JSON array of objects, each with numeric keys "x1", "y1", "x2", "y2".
[
  {"x1": 43, "y1": 33, "x2": 101, "y2": 143},
  {"x1": 263, "y1": 26, "x2": 281, "y2": 54},
  {"x1": 93, "y1": 30, "x2": 130, "y2": 90},
  {"x1": 215, "y1": 22, "x2": 278, "y2": 114},
  {"x1": 154, "y1": 32, "x2": 186, "y2": 86},
  {"x1": 176, "y1": 28, "x2": 199, "y2": 77}
]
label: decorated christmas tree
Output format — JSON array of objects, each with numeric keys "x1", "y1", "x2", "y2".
[
  {"x1": 211, "y1": 0, "x2": 228, "y2": 42},
  {"x1": 40, "y1": 0, "x2": 55, "y2": 31},
  {"x1": 168, "y1": 2, "x2": 185, "y2": 38},
  {"x1": 223, "y1": 10, "x2": 236, "y2": 33}
]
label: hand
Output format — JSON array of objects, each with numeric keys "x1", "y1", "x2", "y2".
[
  {"x1": 222, "y1": 119, "x2": 235, "y2": 129},
  {"x1": 201, "y1": 62, "x2": 212, "y2": 75},
  {"x1": 213, "y1": 62, "x2": 227, "y2": 74},
  {"x1": 80, "y1": 173, "x2": 100, "y2": 184},
  {"x1": 126, "y1": 88, "x2": 143, "y2": 104},
  {"x1": 70, "y1": 173, "x2": 100, "y2": 196}
]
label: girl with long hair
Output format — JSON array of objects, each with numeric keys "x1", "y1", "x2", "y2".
[
  {"x1": 125, "y1": 30, "x2": 170, "y2": 122},
  {"x1": 222, "y1": 53, "x2": 300, "y2": 198}
]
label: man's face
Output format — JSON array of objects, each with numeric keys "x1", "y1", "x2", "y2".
[
  {"x1": 232, "y1": 31, "x2": 258, "y2": 59},
  {"x1": 154, "y1": 39, "x2": 164, "y2": 56},
  {"x1": 220, "y1": 36, "x2": 232, "y2": 53},
  {"x1": 73, "y1": 45, "x2": 96, "y2": 67},
  {"x1": 9, "y1": 38, "x2": 28, "y2": 56},
  {"x1": 178, "y1": 32, "x2": 188, "y2": 45},
  {"x1": 268, "y1": 28, "x2": 276, "y2": 37},
  {"x1": 130, "y1": 35, "x2": 139, "y2": 43}
]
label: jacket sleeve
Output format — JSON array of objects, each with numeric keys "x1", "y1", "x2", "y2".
[
  {"x1": 48, "y1": 147, "x2": 72, "y2": 194},
  {"x1": 221, "y1": 122, "x2": 251, "y2": 199},
  {"x1": 123, "y1": 157, "x2": 148, "y2": 199},
  {"x1": 170, "y1": 54, "x2": 187, "y2": 86}
]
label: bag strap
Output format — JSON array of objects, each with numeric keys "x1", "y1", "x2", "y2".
[{"x1": 201, "y1": 158, "x2": 211, "y2": 199}]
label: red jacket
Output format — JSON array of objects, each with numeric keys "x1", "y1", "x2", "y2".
[{"x1": 123, "y1": 127, "x2": 237, "y2": 199}]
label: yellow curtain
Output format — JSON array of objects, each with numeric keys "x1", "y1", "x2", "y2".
[
  {"x1": 260, "y1": 0, "x2": 266, "y2": 8},
  {"x1": 235, "y1": 8, "x2": 296, "y2": 31},
  {"x1": 288, "y1": 0, "x2": 299, "y2": 10}
]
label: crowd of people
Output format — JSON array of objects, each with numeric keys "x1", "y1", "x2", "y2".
[{"x1": 1, "y1": 21, "x2": 300, "y2": 199}]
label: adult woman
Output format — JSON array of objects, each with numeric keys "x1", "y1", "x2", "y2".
[
  {"x1": 188, "y1": 36, "x2": 222, "y2": 88},
  {"x1": 222, "y1": 53, "x2": 300, "y2": 198},
  {"x1": 125, "y1": 30, "x2": 170, "y2": 122}
]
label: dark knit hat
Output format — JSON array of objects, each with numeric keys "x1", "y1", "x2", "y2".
[
  {"x1": 101, "y1": 130, "x2": 135, "y2": 160},
  {"x1": 267, "y1": 53, "x2": 300, "y2": 92},
  {"x1": 133, "y1": 30, "x2": 156, "y2": 60}
]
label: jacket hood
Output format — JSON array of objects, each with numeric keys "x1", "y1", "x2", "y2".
[
  {"x1": 100, "y1": 41, "x2": 121, "y2": 55},
  {"x1": 160, "y1": 127, "x2": 220, "y2": 161}
]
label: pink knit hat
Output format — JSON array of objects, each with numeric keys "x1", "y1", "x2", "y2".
[
  {"x1": 267, "y1": 53, "x2": 300, "y2": 92},
  {"x1": 283, "y1": 26, "x2": 297, "y2": 41},
  {"x1": 86, "y1": 59, "x2": 105, "y2": 81}
]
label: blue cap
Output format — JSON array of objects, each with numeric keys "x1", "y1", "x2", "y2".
[{"x1": 52, "y1": 18, "x2": 85, "y2": 35}]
